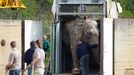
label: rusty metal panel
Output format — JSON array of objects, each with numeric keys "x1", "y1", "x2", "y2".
[{"x1": 114, "y1": 19, "x2": 134, "y2": 75}]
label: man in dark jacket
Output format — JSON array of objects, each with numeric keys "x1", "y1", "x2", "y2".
[
  {"x1": 24, "y1": 41, "x2": 36, "y2": 75},
  {"x1": 43, "y1": 35, "x2": 50, "y2": 52},
  {"x1": 43, "y1": 35, "x2": 50, "y2": 65},
  {"x1": 76, "y1": 40, "x2": 98, "y2": 75}
]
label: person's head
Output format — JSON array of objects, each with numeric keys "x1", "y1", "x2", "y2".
[
  {"x1": 36, "y1": 39, "x2": 42, "y2": 48},
  {"x1": 30, "y1": 41, "x2": 36, "y2": 48},
  {"x1": 10, "y1": 41, "x2": 16, "y2": 48},
  {"x1": 43, "y1": 35, "x2": 47, "y2": 40}
]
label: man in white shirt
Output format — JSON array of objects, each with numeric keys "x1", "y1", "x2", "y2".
[
  {"x1": 28, "y1": 39, "x2": 45, "y2": 75},
  {"x1": 6, "y1": 41, "x2": 21, "y2": 75}
]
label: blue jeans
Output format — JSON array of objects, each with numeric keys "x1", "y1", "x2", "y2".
[
  {"x1": 9, "y1": 69, "x2": 20, "y2": 75},
  {"x1": 28, "y1": 67, "x2": 32, "y2": 75},
  {"x1": 80, "y1": 55, "x2": 90, "y2": 75}
]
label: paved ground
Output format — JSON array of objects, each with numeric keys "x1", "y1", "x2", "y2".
[{"x1": 54, "y1": 73, "x2": 99, "y2": 75}]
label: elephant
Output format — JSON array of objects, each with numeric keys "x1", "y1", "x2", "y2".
[{"x1": 62, "y1": 16, "x2": 99, "y2": 74}]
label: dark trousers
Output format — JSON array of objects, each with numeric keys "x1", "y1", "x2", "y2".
[{"x1": 80, "y1": 55, "x2": 90, "y2": 75}]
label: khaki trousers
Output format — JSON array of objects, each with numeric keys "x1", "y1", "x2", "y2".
[{"x1": 33, "y1": 68, "x2": 44, "y2": 75}]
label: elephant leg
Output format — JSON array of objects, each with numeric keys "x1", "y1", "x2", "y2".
[
  {"x1": 70, "y1": 39, "x2": 80, "y2": 74},
  {"x1": 91, "y1": 47, "x2": 99, "y2": 65}
]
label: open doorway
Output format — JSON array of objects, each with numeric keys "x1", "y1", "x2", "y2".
[{"x1": 59, "y1": 16, "x2": 103, "y2": 74}]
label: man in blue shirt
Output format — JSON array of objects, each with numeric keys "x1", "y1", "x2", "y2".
[
  {"x1": 24, "y1": 41, "x2": 36, "y2": 75},
  {"x1": 76, "y1": 40, "x2": 98, "y2": 75}
]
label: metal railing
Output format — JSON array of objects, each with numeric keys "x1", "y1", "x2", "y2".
[{"x1": 57, "y1": 0, "x2": 106, "y2": 17}]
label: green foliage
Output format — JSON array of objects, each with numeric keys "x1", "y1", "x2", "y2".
[
  {"x1": 0, "y1": 0, "x2": 53, "y2": 34},
  {"x1": 120, "y1": 10, "x2": 133, "y2": 17},
  {"x1": 19, "y1": 0, "x2": 38, "y2": 19},
  {"x1": 0, "y1": 0, "x2": 134, "y2": 31},
  {"x1": 114, "y1": 0, "x2": 134, "y2": 17}
]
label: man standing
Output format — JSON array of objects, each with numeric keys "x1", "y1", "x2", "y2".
[
  {"x1": 6, "y1": 41, "x2": 21, "y2": 75},
  {"x1": 43, "y1": 35, "x2": 50, "y2": 53},
  {"x1": 76, "y1": 40, "x2": 98, "y2": 75},
  {"x1": 28, "y1": 39, "x2": 45, "y2": 75},
  {"x1": 43, "y1": 35, "x2": 50, "y2": 65},
  {"x1": 24, "y1": 41, "x2": 36, "y2": 75}
]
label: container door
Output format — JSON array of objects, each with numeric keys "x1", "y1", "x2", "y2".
[
  {"x1": 103, "y1": 18, "x2": 114, "y2": 75},
  {"x1": 24, "y1": 20, "x2": 43, "y2": 51},
  {"x1": 55, "y1": 22, "x2": 62, "y2": 73}
]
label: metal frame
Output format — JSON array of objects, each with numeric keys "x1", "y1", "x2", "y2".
[
  {"x1": 57, "y1": 0, "x2": 106, "y2": 17},
  {"x1": 52, "y1": 0, "x2": 107, "y2": 74}
]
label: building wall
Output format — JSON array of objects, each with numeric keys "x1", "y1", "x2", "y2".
[
  {"x1": 0, "y1": 20, "x2": 43, "y2": 75},
  {"x1": 0, "y1": 20, "x2": 22, "y2": 75},
  {"x1": 115, "y1": 19, "x2": 134, "y2": 75}
]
